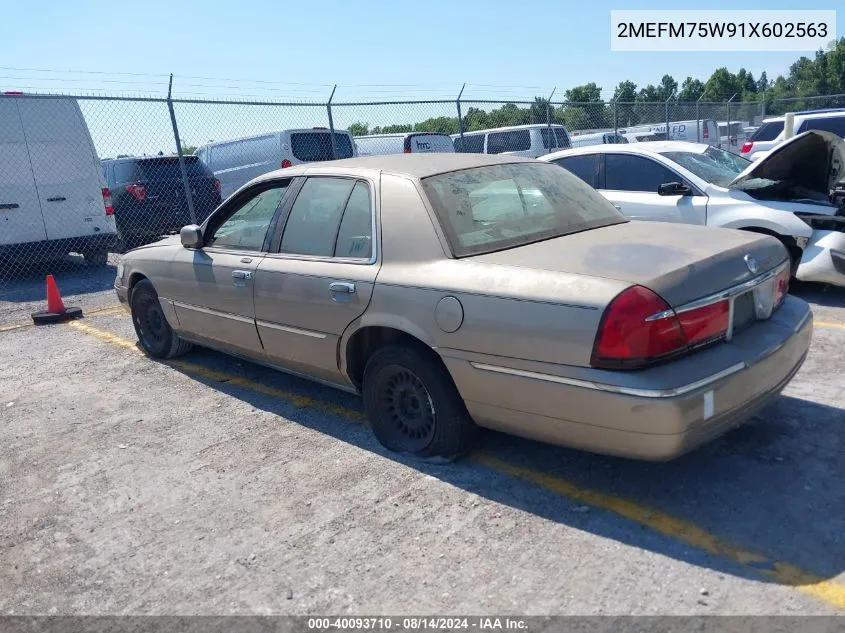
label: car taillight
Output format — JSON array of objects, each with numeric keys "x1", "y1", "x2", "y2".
[
  {"x1": 774, "y1": 265, "x2": 790, "y2": 307},
  {"x1": 703, "y1": 127, "x2": 709, "y2": 139},
  {"x1": 101, "y1": 187, "x2": 114, "y2": 215},
  {"x1": 591, "y1": 286, "x2": 730, "y2": 369},
  {"x1": 281, "y1": 159, "x2": 292, "y2": 168},
  {"x1": 213, "y1": 178, "x2": 221, "y2": 193},
  {"x1": 126, "y1": 183, "x2": 146, "y2": 202},
  {"x1": 740, "y1": 142, "x2": 753, "y2": 154},
  {"x1": 404, "y1": 148, "x2": 411, "y2": 154},
  {"x1": 676, "y1": 301, "x2": 729, "y2": 347}
]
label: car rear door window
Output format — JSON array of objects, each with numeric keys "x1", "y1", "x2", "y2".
[
  {"x1": 552, "y1": 155, "x2": 600, "y2": 188},
  {"x1": 798, "y1": 117, "x2": 845, "y2": 138},
  {"x1": 334, "y1": 181, "x2": 373, "y2": 259},
  {"x1": 280, "y1": 177, "x2": 356, "y2": 256},
  {"x1": 207, "y1": 183, "x2": 289, "y2": 251},
  {"x1": 604, "y1": 154, "x2": 680, "y2": 192},
  {"x1": 487, "y1": 130, "x2": 531, "y2": 154}
]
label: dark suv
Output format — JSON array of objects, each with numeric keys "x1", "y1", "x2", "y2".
[{"x1": 102, "y1": 155, "x2": 222, "y2": 250}]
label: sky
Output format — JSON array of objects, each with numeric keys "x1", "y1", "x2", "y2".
[
  {"x1": 2, "y1": 0, "x2": 843, "y2": 102},
  {"x1": 1, "y1": 0, "x2": 841, "y2": 156}
]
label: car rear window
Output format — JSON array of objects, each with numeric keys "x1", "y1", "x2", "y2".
[
  {"x1": 290, "y1": 132, "x2": 354, "y2": 162},
  {"x1": 541, "y1": 127, "x2": 571, "y2": 150},
  {"x1": 133, "y1": 156, "x2": 214, "y2": 182},
  {"x1": 750, "y1": 121, "x2": 785, "y2": 142},
  {"x1": 421, "y1": 162, "x2": 625, "y2": 257}
]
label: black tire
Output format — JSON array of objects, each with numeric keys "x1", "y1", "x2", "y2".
[
  {"x1": 130, "y1": 279, "x2": 192, "y2": 359},
  {"x1": 83, "y1": 249, "x2": 109, "y2": 267},
  {"x1": 362, "y1": 344, "x2": 475, "y2": 462}
]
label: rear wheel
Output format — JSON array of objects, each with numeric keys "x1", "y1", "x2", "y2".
[
  {"x1": 130, "y1": 279, "x2": 192, "y2": 358},
  {"x1": 362, "y1": 344, "x2": 475, "y2": 461}
]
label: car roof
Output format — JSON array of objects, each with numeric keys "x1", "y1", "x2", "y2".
[
  {"x1": 762, "y1": 109, "x2": 845, "y2": 123},
  {"x1": 102, "y1": 155, "x2": 198, "y2": 164},
  {"x1": 355, "y1": 132, "x2": 452, "y2": 139},
  {"x1": 540, "y1": 141, "x2": 708, "y2": 161},
  {"x1": 458, "y1": 123, "x2": 568, "y2": 136},
  {"x1": 254, "y1": 152, "x2": 540, "y2": 181}
]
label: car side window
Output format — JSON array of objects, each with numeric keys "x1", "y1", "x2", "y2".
[
  {"x1": 799, "y1": 117, "x2": 845, "y2": 138},
  {"x1": 207, "y1": 183, "x2": 289, "y2": 251},
  {"x1": 487, "y1": 130, "x2": 531, "y2": 154},
  {"x1": 280, "y1": 177, "x2": 356, "y2": 257},
  {"x1": 604, "y1": 154, "x2": 680, "y2": 192},
  {"x1": 553, "y1": 155, "x2": 600, "y2": 188},
  {"x1": 334, "y1": 181, "x2": 373, "y2": 259}
]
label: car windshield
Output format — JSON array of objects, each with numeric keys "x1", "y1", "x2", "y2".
[
  {"x1": 658, "y1": 146, "x2": 750, "y2": 187},
  {"x1": 421, "y1": 162, "x2": 626, "y2": 257}
]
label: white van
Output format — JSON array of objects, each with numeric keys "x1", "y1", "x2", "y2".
[
  {"x1": 354, "y1": 132, "x2": 455, "y2": 156},
  {"x1": 452, "y1": 124, "x2": 571, "y2": 158},
  {"x1": 717, "y1": 120, "x2": 748, "y2": 154},
  {"x1": 569, "y1": 131, "x2": 628, "y2": 148},
  {"x1": 195, "y1": 128, "x2": 357, "y2": 199},
  {"x1": 0, "y1": 93, "x2": 116, "y2": 267},
  {"x1": 619, "y1": 119, "x2": 719, "y2": 147}
]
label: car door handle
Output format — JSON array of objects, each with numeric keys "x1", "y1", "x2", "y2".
[
  {"x1": 329, "y1": 282, "x2": 356, "y2": 294},
  {"x1": 46, "y1": 196, "x2": 67, "y2": 202},
  {"x1": 232, "y1": 270, "x2": 253, "y2": 281},
  {"x1": 0, "y1": 203, "x2": 20, "y2": 210}
]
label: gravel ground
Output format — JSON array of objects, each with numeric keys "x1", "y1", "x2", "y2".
[{"x1": 0, "y1": 268, "x2": 844, "y2": 616}]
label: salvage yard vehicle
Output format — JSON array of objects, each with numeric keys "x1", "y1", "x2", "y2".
[
  {"x1": 0, "y1": 92, "x2": 116, "y2": 266},
  {"x1": 452, "y1": 124, "x2": 571, "y2": 157},
  {"x1": 102, "y1": 155, "x2": 222, "y2": 251},
  {"x1": 540, "y1": 131, "x2": 845, "y2": 286},
  {"x1": 195, "y1": 128, "x2": 357, "y2": 199},
  {"x1": 115, "y1": 154, "x2": 812, "y2": 462},
  {"x1": 741, "y1": 108, "x2": 845, "y2": 161},
  {"x1": 355, "y1": 132, "x2": 455, "y2": 155}
]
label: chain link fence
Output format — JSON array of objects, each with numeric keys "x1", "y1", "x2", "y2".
[{"x1": 1, "y1": 90, "x2": 844, "y2": 307}]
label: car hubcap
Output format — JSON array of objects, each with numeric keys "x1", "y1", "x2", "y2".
[
  {"x1": 377, "y1": 365, "x2": 436, "y2": 452},
  {"x1": 135, "y1": 295, "x2": 167, "y2": 351}
]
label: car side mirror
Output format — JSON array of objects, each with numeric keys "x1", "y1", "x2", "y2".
[
  {"x1": 180, "y1": 224, "x2": 203, "y2": 248},
  {"x1": 658, "y1": 182, "x2": 692, "y2": 196}
]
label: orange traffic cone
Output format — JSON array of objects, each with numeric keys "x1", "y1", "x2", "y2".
[{"x1": 31, "y1": 274, "x2": 83, "y2": 325}]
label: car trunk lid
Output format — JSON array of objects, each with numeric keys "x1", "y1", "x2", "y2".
[
  {"x1": 727, "y1": 130, "x2": 845, "y2": 203},
  {"x1": 471, "y1": 220, "x2": 788, "y2": 308}
]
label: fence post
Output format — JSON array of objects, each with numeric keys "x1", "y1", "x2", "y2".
[
  {"x1": 613, "y1": 100, "x2": 618, "y2": 137},
  {"x1": 456, "y1": 83, "x2": 466, "y2": 144},
  {"x1": 696, "y1": 94, "x2": 704, "y2": 142},
  {"x1": 546, "y1": 87, "x2": 556, "y2": 146},
  {"x1": 761, "y1": 98, "x2": 766, "y2": 122},
  {"x1": 665, "y1": 95, "x2": 672, "y2": 139},
  {"x1": 727, "y1": 93, "x2": 737, "y2": 149},
  {"x1": 166, "y1": 74, "x2": 197, "y2": 225},
  {"x1": 326, "y1": 84, "x2": 338, "y2": 160}
]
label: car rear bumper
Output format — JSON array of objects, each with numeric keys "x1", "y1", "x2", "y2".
[
  {"x1": 441, "y1": 295, "x2": 812, "y2": 461},
  {"x1": 795, "y1": 229, "x2": 845, "y2": 286}
]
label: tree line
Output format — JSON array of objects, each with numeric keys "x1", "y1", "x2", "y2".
[{"x1": 347, "y1": 38, "x2": 845, "y2": 135}]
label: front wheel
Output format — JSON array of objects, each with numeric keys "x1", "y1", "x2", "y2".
[
  {"x1": 130, "y1": 279, "x2": 192, "y2": 359},
  {"x1": 362, "y1": 344, "x2": 475, "y2": 461}
]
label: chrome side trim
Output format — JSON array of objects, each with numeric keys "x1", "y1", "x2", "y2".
[
  {"x1": 469, "y1": 361, "x2": 747, "y2": 399},
  {"x1": 793, "y1": 309, "x2": 811, "y2": 333},
  {"x1": 255, "y1": 320, "x2": 327, "y2": 339},
  {"x1": 172, "y1": 301, "x2": 254, "y2": 324},
  {"x1": 646, "y1": 260, "x2": 789, "y2": 321}
]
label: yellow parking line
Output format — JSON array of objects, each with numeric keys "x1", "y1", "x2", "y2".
[
  {"x1": 63, "y1": 320, "x2": 845, "y2": 611},
  {"x1": 816, "y1": 321, "x2": 845, "y2": 330},
  {"x1": 0, "y1": 304, "x2": 123, "y2": 333}
]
